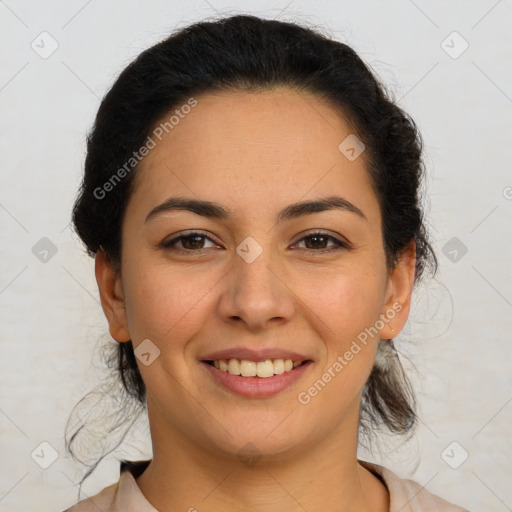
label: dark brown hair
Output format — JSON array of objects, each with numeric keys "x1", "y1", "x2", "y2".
[{"x1": 67, "y1": 14, "x2": 438, "y2": 487}]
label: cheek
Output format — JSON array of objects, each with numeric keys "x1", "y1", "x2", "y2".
[
  {"x1": 305, "y1": 265, "x2": 385, "y2": 377},
  {"x1": 300, "y1": 265, "x2": 385, "y2": 336},
  {"x1": 297, "y1": 274, "x2": 383, "y2": 417},
  {"x1": 122, "y1": 261, "x2": 216, "y2": 346}
]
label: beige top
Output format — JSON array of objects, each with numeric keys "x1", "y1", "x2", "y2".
[{"x1": 63, "y1": 460, "x2": 469, "y2": 512}]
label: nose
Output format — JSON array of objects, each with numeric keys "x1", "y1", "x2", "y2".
[{"x1": 216, "y1": 244, "x2": 296, "y2": 331}]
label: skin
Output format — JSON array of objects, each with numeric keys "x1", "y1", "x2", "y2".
[{"x1": 95, "y1": 88, "x2": 416, "y2": 512}]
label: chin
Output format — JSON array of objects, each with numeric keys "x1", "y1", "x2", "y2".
[{"x1": 196, "y1": 415, "x2": 315, "y2": 463}]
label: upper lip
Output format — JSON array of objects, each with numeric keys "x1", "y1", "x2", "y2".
[{"x1": 201, "y1": 347, "x2": 312, "y2": 362}]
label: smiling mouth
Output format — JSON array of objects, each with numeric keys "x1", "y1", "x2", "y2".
[{"x1": 203, "y1": 358, "x2": 311, "y2": 378}]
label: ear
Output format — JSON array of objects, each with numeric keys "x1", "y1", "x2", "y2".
[
  {"x1": 379, "y1": 239, "x2": 416, "y2": 340},
  {"x1": 95, "y1": 247, "x2": 131, "y2": 343}
]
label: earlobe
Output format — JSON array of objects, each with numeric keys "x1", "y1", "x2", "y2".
[
  {"x1": 379, "y1": 239, "x2": 416, "y2": 340},
  {"x1": 95, "y1": 247, "x2": 131, "y2": 343}
]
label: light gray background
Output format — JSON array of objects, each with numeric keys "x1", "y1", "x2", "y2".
[{"x1": 1, "y1": 1, "x2": 511, "y2": 511}]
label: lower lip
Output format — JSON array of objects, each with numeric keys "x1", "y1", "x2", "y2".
[{"x1": 201, "y1": 361, "x2": 313, "y2": 398}]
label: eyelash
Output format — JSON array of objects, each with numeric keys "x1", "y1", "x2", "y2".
[{"x1": 160, "y1": 230, "x2": 350, "y2": 255}]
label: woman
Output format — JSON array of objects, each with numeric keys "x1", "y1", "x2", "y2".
[{"x1": 63, "y1": 14, "x2": 468, "y2": 512}]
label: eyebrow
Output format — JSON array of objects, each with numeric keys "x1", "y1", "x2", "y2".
[{"x1": 144, "y1": 195, "x2": 368, "y2": 224}]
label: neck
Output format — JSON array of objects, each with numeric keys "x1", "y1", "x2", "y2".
[{"x1": 135, "y1": 403, "x2": 389, "y2": 512}]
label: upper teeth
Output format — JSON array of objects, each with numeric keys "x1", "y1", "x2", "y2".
[{"x1": 212, "y1": 358, "x2": 303, "y2": 378}]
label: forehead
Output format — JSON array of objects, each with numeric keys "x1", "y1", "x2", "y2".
[{"x1": 127, "y1": 88, "x2": 379, "y2": 226}]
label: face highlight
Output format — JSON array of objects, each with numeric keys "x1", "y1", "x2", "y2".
[{"x1": 96, "y1": 88, "x2": 414, "y2": 462}]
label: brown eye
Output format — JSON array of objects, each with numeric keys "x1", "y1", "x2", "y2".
[
  {"x1": 294, "y1": 231, "x2": 350, "y2": 253},
  {"x1": 160, "y1": 231, "x2": 219, "y2": 253}
]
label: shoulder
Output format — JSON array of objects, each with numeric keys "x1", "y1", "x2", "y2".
[
  {"x1": 61, "y1": 481, "x2": 119, "y2": 512},
  {"x1": 62, "y1": 460, "x2": 153, "y2": 512},
  {"x1": 360, "y1": 460, "x2": 470, "y2": 512}
]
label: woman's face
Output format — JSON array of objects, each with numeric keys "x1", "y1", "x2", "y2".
[{"x1": 96, "y1": 88, "x2": 414, "y2": 461}]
